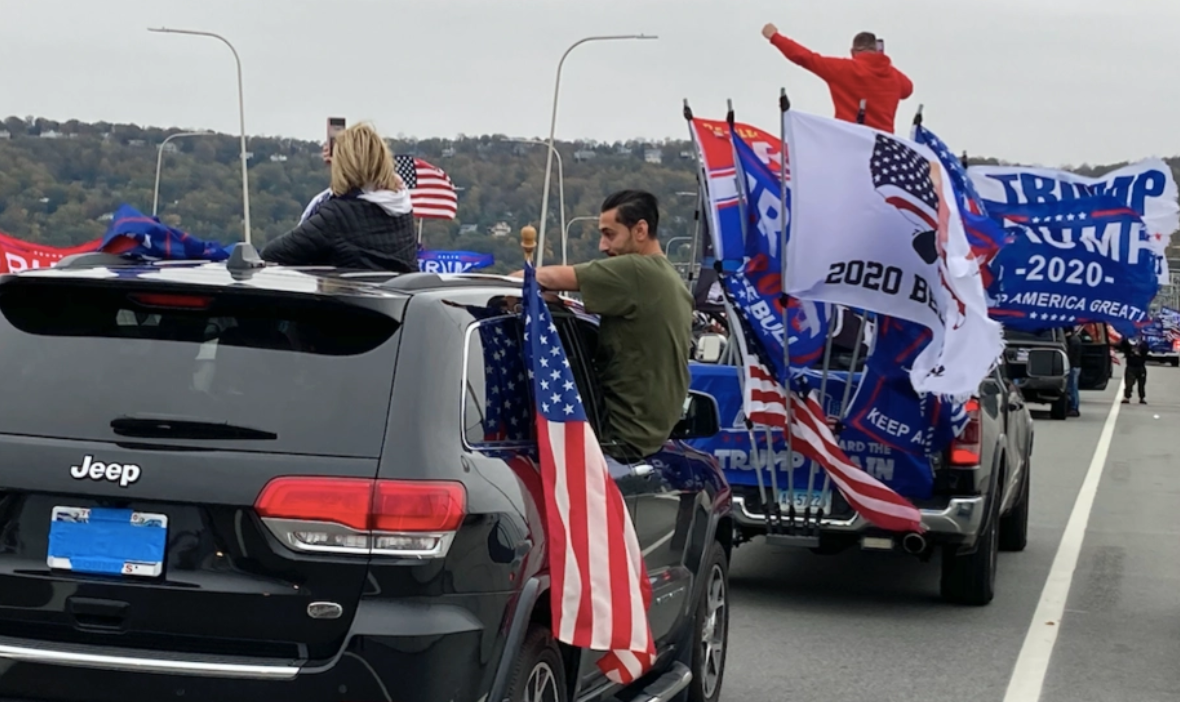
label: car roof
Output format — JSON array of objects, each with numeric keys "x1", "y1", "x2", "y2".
[
  {"x1": 1, "y1": 248, "x2": 531, "y2": 300},
  {"x1": 0, "y1": 247, "x2": 596, "y2": 315}
]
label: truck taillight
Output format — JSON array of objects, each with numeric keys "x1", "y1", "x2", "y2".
[
  {"x1": 254, "y1": 477, "x2": 466, "y2": 559},
  {"x1": 950, "y1": 398, "x2": 982, "y2": 467}
]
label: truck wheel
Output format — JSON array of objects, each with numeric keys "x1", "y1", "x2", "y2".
[
  {"x1": 683, "y1": 543, "x2": 730, "y2": 702},
  {"x1": 1050, "y1": 396, "x2": 1068, "y2": 420},
  {"x1": 1171, "y1": 358, "x2": 1178, "y2": 367},
  {"x1": 999, "y1": 463, "x2": 1030, "y2": 553},
  {"x1": 940, "y1": 495, "x2": 1000, "y2": 606},
  {"x1": 504, "y1": 625, "x2": 568, "y2": 702}
]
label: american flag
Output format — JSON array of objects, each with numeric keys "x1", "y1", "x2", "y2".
[
  {"x1": 913, "y1": 125, "x2": 1006, "y2": 287},
  {"x1": 521, "y1": 263, "x2": 655, "y2": 685},
  {"x1": 871, "y1": 133, "x2": 940, "y2": 231},
  {"x1": 394, "y1": 155, "x2": 459, "y2": 220},
  {"x1": 465, "y1": 306, "x2": 533, "y2": 443},
  {"x1": 724, "y1": 294, "x2": 926, "y2": 533}
]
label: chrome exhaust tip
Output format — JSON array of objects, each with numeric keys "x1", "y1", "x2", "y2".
[{"x1": 901, "y1": 532, "x2": 927, "y2": 554}]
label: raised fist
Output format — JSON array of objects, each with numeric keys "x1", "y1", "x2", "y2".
[{"x1": 762, "y1": 23, "x2": 778, "y2": 40}]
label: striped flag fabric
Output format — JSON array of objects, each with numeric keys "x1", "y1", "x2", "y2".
[
  {"x1": 394, "y1": 155, "x2": 458, "y2": 220},
  {"x1": 521, "y1": 262, "x2": 655, "y2": 685},
  {"x1": 725, "y1": 292, "x2": 926, "y2": 533}
]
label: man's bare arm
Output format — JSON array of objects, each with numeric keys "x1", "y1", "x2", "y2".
[{"x1": 507, "y1": 265, "x2": 580, "y2": 291}]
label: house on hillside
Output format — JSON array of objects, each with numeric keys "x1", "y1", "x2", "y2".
[
  {"x1": 574, "y1": 149, "x2": 596, "y2": 162},
  {"x1": 0, "y1": 131, "x2": 9, "y2": 140},
  {"x1": 644, "y1": 148, "x2": 663, "y2": 165},
  {"x1": 269, "y1": 154, "x2": 288, "y2": 163},
  {"x1": 161, "y1": 142, "x2": 179, "y2": 154},
  {"x1": 40, "y1": 130, "x2": 62, "y2": 139},
  {"x1": 490, "y1": 222, "x2": 511, "y2": 238}
]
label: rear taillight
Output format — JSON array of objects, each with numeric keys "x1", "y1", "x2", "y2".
[
  {"x1": 254, "y1": 477, "x2": 466, "y2": 559},
  {"x1": 950, "y1": 398, "x2": 982, "y2": 467},
  {"x1": 129, "y1": 292, "x2": 213, "y2": 309}
]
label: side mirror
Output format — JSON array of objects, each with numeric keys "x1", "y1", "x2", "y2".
[
  {"x1": 694, "y1": 333, "x2": 726, "y2": 364},
  {"x1": 669, "y1": 390, "x2": 721, "y2": 441},
  {"x1": 1026, "y1": 347, "x2": 1068, "y2": 377}
]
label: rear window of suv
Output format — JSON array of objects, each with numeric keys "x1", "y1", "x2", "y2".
[{"x1": 0, "y1": 282, "x2": 400, "y2": 457}]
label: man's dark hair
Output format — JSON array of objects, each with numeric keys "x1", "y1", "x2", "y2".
[
  {"x1": 852, "y1": 31, "x2": 878, "y2": 51},
  {"x1": 601, "y1": 189, "x2": 660, "y2": 239}
]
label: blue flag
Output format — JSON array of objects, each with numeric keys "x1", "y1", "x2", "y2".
[
  {"x1": 723, "y1": 131, "x2": 830, "y2": 379},
  {"x1": 912, "y1": 125, "x2": 1009, "y2": 290},
  {"x1": 983, "y1": 196, "x2": 1160, "y2": 335},
  {"x1": 101, "y1": 205, "x2": 231, "y2": 261},
  {"x1": 418, "y1": 249, "x2": 494, "y2": 273},
  {"x1": 847, "y1": 315, "x2": 968, "y2": 456}
]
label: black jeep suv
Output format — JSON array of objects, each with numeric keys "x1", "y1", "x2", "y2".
[{"x1": 0, "y1": 246, "x2": 733, "y2": 702}]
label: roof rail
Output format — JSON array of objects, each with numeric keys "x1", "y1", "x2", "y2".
[
  {"x1": 55, "y1": 252, "x2": 136, "y2": 270},
  {"x1": 379, "y1": 272, "x2": 522, "y2": 292}
]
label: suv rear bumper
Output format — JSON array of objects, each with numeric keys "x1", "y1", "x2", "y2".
[
  {"x1": 732, "y1": 494, "x2": 986, "y2": 545},
  {"x1": 0, "y1": 594, "x2": 514, "y2": 702}
]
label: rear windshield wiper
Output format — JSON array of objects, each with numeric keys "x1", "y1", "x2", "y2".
[{"x1": 110, "y1": 416, "x2": 278, "y2": 441}]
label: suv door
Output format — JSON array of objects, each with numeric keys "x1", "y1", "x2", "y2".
[
  {"x1": 559, "y1": 313, "x2": 698, "y2": 651},
  {"x1": 550, "y1": 309, "x2": 647, "y2": 696},
  {"x1": 1077, "y1": 323, "x2": 1112, "y2": 390}
]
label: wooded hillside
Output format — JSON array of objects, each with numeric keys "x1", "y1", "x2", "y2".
[{"x1": 1, "y1": 115, "x2": 1177, "y2": 272}]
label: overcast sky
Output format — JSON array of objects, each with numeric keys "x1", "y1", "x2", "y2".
[{"x1": 2, "y1": 0, "x2": 1175, "y2": 167}]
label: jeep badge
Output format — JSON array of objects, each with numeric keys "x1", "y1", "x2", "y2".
[{"x1": 70, "y1": 455, "x2": 142, "y2": 488}]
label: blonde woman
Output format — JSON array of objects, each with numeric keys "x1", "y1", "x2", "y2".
[{"x1": 262, "y1": 123, "x2": 417, "y2": 271}]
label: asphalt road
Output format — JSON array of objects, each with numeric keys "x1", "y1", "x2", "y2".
[{"x1": 719, "y1": 364, "x2": 1180, "y2": 702}]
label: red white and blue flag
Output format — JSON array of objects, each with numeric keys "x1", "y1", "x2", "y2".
[{"x1": 521, "y1": 263, "x2": 655, "y2": 685}]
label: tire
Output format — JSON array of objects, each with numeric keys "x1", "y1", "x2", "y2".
[
  {"x1": 504, "y1": 625, "x2": 568, "y2": 702},
  {"x1": 1170, "y1": 358, "x2": 1178, "y2": 367},
  {"x1": 1050, "y1": 396, "x2": 1068, "y2": 420},
  {"x1": 940, "y1": 492, "x2": 1000, "y2": 606},
  {"x1": 999, "y1": 462, "x2": 1030, "y2": 553},
  {"x1": 683, "y1": 544, "x2": 730, "y2": 702}
]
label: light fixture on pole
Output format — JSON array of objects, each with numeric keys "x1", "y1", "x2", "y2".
[
  {"x1": 562, "y1": 215, "x2": 598, "y2": 266},
  {"x1": 153, "y1": 130, "x2": 215, "y2": 216},
  {"x1": 148, "y1": 27, "x2": 252, "y2": 244},
  {"x1": 536, "y1": 33, "x2": 658, "y2": 267},
  {"x1": 509, "y1": 138, "x2": 565, "y2": 262}
]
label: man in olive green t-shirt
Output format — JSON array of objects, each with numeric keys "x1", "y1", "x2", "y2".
[{"x1": 521, "y1": 190, "x2": 694, "y2": 461}]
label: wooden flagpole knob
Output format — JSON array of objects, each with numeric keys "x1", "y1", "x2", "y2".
[{"x1": 521, "y1": 225, "x2": 537, "y2": 261}]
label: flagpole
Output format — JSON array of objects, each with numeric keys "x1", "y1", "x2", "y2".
[
  {"x1": 809, "y1": 99, "x2": 868, "y2": 530},
  {"x1": 727, "y1": 100, "x2": 784, "y2": 536},
  {"x1": 683, "y1": 100, "x2": 704, "y2": 285},
  {"x1": 778, "y1": 87, "x2": 798, "y2": 535}
]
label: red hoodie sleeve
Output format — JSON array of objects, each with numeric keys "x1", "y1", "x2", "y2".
[
  {"x1": 769, "y1": 33, "x2": 848, "y2": 82},
  {"x1": 895, "y1": 68, "x2": 915, "y2": 100}
]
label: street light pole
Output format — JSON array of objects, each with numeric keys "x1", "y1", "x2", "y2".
[
  {"x1": 510, "y1": 138, "x2": 565, "y2": 262},
  {"x1": 149, "y1": 27, "x2": 252, "y2": 244},
  {"x1": 153, "y1": 130, "x2": 214, "y2": 216},
  {"x1": 536, "y1": 33, "x2": 657, "y2": 267},
  {"x1": 562, "y1": 215, "x2": 598, "y2": 266}
]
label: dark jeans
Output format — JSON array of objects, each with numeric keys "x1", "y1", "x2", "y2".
[{"x1": 1124, "y1": 366, "x2": 1147, "y2": 400}]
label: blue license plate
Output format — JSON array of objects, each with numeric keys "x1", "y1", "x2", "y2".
[{"x1": 47, "y1": 506, "x2": 168, "y2": 577}]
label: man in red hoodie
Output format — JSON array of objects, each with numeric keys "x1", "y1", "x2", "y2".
[{"x1": 762, "y1": 24, "x2": 913, "y2": 134}]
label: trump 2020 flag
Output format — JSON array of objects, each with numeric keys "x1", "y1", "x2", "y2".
[
  {"x1": 783, "y1": 111, "x2": 1003, "y2": 399},
  {"x1": 521, "y1": 263, "x2": 654, "y2": 684}
]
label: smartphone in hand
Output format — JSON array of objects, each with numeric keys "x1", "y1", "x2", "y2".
[
  {"x1": 877, "y1": 38, "x2": 885, "y2": 53},
  {"x1": 327, "y1": 117, "x2": 346, "y2": 155}
]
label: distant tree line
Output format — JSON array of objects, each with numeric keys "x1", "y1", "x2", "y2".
[{"x1": 1, "y1": 115, "x2": 1177, "y2": 271}]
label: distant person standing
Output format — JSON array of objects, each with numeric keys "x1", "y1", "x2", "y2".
[
  {"x1": 1065, "y1": 328, "x2": 1082, "y2": 417},
  {"x1": 761, "y1": 24, "x2": 914, "y2": 133},
  {"x1": 1119, "y1": 337, "x2": 1150, "y2": 404}
]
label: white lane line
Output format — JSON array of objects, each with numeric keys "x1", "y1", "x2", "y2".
[{"x1": 1002, "y1": 389, "x2": 1123, "y2": 702}]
